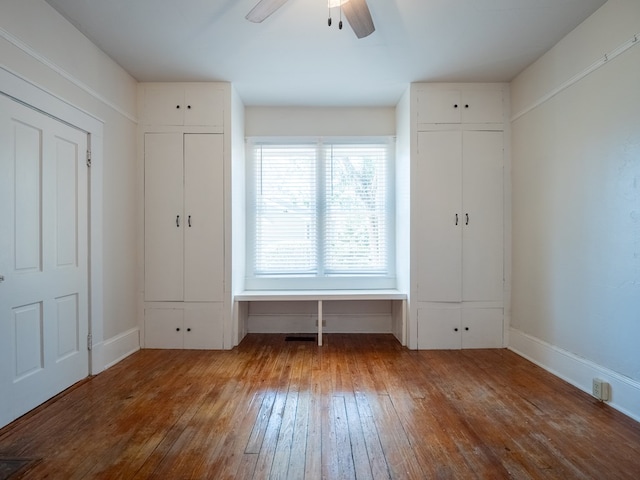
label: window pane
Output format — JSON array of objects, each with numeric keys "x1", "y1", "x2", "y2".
[
  {"x1": 324, "y1": 144, "x2": 388, "y2": 274},
  {"x1": 254, "y1": 145, "x2": 317, "y2": 274}
]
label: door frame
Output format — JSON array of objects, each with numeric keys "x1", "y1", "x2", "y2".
[{"x1": 1, "y1": 66, "x2": 105, "y2": 375}]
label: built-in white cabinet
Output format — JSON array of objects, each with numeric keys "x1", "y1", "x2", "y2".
[
  {"x1": 145, "y1": 303, "x2": 223, "y2": 349},
  {"x1": 142, "y1": 83, "x2": 224, "y2": 128},
  {"x1": 416, "y1": 130, "x2": 504, "y2": 303},
  {"x1": 144, "y1": 132, "x2": 224, "y2": 302},
  {"x1": 416, "y1": 87, "x2": 503, "y2": 125},
  {"x1": 417, "y1": 307, "x2": 503, "y2": 349},
  {"x1": 141, "y1": 81, "x2": 229, "y2": 350},
  {"x1": 412, "y1": 83, "x2": 506, "y2": 350}
]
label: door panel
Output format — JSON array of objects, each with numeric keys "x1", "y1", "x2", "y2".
[
  {"x1": 462, "y1": 131, "x2": 504, "y2": 302},
  {"x1": 184, "y1": 134, "x2": 224, "y2": 302},
  {"x1": 144, "y1": 133, "x2": 184, "y2": 301},
  {"x1": 0, "y1": 94, "x2": 89, "y2": 427},
  {"x1": 417, "y1": 131, "x2": 462, "y2": 302}
]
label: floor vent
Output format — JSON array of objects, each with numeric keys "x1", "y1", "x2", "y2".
[{"x1": 284, "y1": 336, "x2": 316, "y2": 342}]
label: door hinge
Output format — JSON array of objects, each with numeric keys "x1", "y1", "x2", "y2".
[
  {"x1": 87, "y1": 333, "x2": 93, "y2": 351},
  {"x1": 86, "y1": 149, "x2": 92, "y2": 167}
]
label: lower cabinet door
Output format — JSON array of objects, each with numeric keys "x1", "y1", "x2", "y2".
[
  {"x1": 145, "y1": 303, "x2": 224, "y2": 349},
  {"x1": 417, "y1": 306, "x2": 503, "y2": 349},
  {"x1": 183, "y1": 303, "x2": 224, "y2": 349},
  {"x1": 145, "y1": 307, "x2": 184, "y2": 349},
  {"x1": 461, "y1": 308, "x2": 503, "y2": 349},
  {"x1": 417, "y1": 306, "x2": 462, "y2": 349}
]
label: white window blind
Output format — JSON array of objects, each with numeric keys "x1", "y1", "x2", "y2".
[{"x1": 247, "y1": 138, "x2": 395, "y2": 290}]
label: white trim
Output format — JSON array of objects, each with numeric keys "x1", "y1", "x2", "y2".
[
  {"x1": 508, "y1": 327, "x2": 640, "y2": 423},
  {"x1": 1, "y1": 66, "x2": 105, "y2": 375},
  {"x1": 0, "y1": 26, "x2": 138, "y2": 123},
  {"x1": 102, "y1": 328, "x2": 141, "y2": 370},
  {"x1": 511, "y1": 33, "x2": 640, "y2": 122}
]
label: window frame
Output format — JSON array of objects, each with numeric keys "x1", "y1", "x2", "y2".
[{"x1": 245, "y1": 136, "x2": 396, "y2": 291}]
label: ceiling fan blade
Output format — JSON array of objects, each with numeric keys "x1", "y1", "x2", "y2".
[
  {"x1": 246, "y1": 0, "x2": 290, "y2": 23},
  {"x1": 342, "y1": 0, "x2": 375, "y2": 39}
]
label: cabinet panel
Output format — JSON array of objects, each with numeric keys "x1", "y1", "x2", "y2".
[
  {"x1": 145, "y1": 308, "x2": 184, "y2": 349},
  {"x1": 462, "y1": 131, "x2": 504, "y2": 302},
  {"x1": 417, "y1": 131, "x2": 462, "y2": 302},
  {"x1": 417, "y1": 307, "x2": 461, "y2": 349},
  {"x1": 142, "y1": 84, "x2": 224, "y2": 128},
  {"x1": 417, "y1": 307, "x2": 503, "y2": 349},
  {"x1": 144, "y1": 133, "x2": 184, "y2": 301},
  {"x1": 184, "y1": 85, "x2": 224, "y2": 127},
  {"x1": 461, "y1": 90, "x2": 503, "y2": 124},
  {"x1": 184, "y1": 303, "x2": 224, "y2": 349},
  {"x1": 416, "y1": 87, "x2": 503, "y2": 125},
  {"x1": 417, "y1": 89, "x2": 461, "y2": 124},
  {"x1": 461, "y1": 308, "x2": 503, "y2": 348},
  {"x1": 142, "y1": 85, "x2": 185, "y2": 126},
  {"x1": 184, "y1": 134, "x2": 224, "y2": 301}
]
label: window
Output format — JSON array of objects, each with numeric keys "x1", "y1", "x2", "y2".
[{"x1": 246, "y1": 137, "x2": 395, "y2": 290}]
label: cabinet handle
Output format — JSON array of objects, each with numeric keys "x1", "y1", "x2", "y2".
[
  {"x1": 187, "y1": 105, "x2": 192, "y2": 110},
  {"x1": 176, "y1": 105, "x2": 181, "y2": 109},
  {"x1": 176, "y1": 215, "x2": 180, "y2": 227},
  {"x1": 455, "y1": 213, "x2": 458, "y2": 225},
  {"x1": 453, "y1": 104, "x2": 458, "y2": 109},
  {"x1": 187, "y1": 328, "x2": 192, "y2": 332},
  {"x1": 454, "y1": 327, "x2": 459, "y2": 332},
  {"x1": 188, "y1": 215, "x2": 191, "y2": 227},
  {"x1": 465, "y1": 327, "x2": 469, "y2": 331},
  {"x1": 176, "y1": 327, "x2": 180, "y2": 332},
  {"x1": 465, "y1": 213, "x2": 469, "y2": 225},
  {"x1": 465, "y1": 104, "x2": 469, "y2": 108}
]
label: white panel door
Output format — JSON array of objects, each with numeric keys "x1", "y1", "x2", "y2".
[
  {"x1": 184, "y1": 134, "x2": 224, "y2": 302},
  {"x1": 144, "y1": 133, "x2": 184, "y2": 301},
  {"x1": 0, "y1": 94, "x2": 89, "y2": 427},
  {"x1": 417, "y1": 131, "x2": 462, "y2": 302},
  {"x1": 461, "y1": 308, "x2": 504, "y2": 348},
  {"x1": 462, "y1": 131, "x2": 504, "y2": 302}
]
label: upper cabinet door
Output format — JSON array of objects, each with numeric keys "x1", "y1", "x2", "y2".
[
  {"x1": 142, "y1": 84, "x2": 185, "y2": 126},
  {"x1": 142, "y1": 83, "x2": 225, "y2": 130},
  {"x1": 417, "y1": 89, "x2": 462, "y2": 124},
  {"x1": 461, "y1": 90, "x2": 504, "y2": 124},
  {"x1": 416, "y1": 85, "x2": 504, "y2": 126},
  {"x1": 184, "y1": 84, "x2": 224, "y2": 127}
]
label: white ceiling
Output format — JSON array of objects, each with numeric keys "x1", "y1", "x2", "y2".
[{"x1": 44, "y1": 0, "x2": 606, "y2": 106}]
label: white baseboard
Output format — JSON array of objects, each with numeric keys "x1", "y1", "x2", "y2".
[
  {"x1": 508, "y1": 327, "x2": 640, "y2": 423},
  {"x1": 101, "y1": 327, "x2": 140, "y2": 370}
]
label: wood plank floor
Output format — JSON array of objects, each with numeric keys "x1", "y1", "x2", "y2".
[{"x1": 1, "y1": 334, "x2": 639, "y2": 479}]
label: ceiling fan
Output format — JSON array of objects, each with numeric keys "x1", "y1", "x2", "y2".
[{"x1": 246, "y1": 0, "x2": 375, "y2": 39}]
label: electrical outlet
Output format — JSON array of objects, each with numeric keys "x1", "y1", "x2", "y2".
[{"x1": 593, "y1": 378, "x2": 610, "y2": 401}]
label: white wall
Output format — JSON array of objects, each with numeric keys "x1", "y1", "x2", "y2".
[
  {"x1": 0, "y1": 0, "x2": 140, "y2": 369},
  {"x1": 510, "y1": 0, "x2": 640, "y2": 420}
]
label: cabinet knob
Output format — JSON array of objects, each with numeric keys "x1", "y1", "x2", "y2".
[
  {"x1": 176, "y1": 105, "x2": 181, "y2": 109},
  {"x1": 176, "y1": 327, "x2": 180, "y2": 332},
  {"x1": 465, "y1": 104, "x2": 469, "y2": 108},
  {"x1": 453, "y1": 104, "x2": 458, "y2": 108},
  {"x1": 454, "y1": 327, "x2": 459, "y2": 332},
  {"x1": 465, "y1": 327, "x2": 469, "y2": 331},
  {"x1": 187, "y1": 105, "x2": 192, "y2": 109},
  {"x1": 187, "y1": 328, "x2": 192, "y2": 332}
]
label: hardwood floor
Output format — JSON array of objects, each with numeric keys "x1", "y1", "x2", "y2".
[{"x1": 1, "y1": 334, "x2": 639, "y2": 479}]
